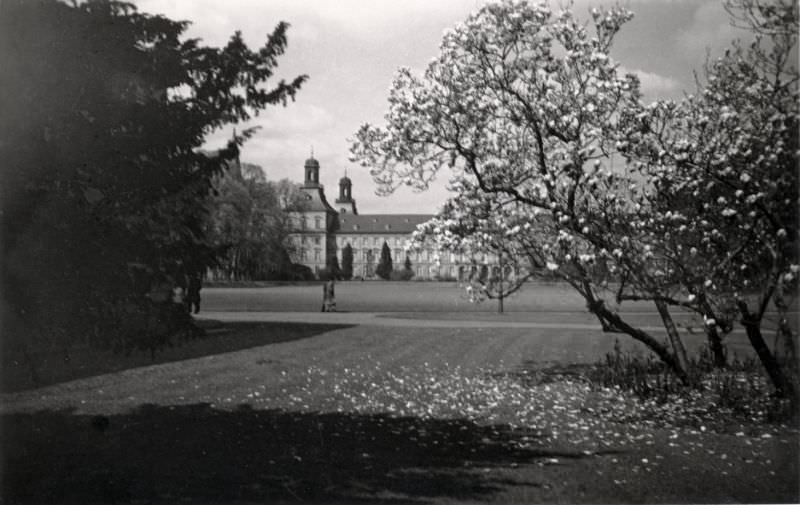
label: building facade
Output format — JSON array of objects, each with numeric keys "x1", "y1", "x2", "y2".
[{"x1": 288, "y1": 155, "x2": 500, "y2": 280}]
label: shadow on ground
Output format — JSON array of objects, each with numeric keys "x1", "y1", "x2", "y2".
[
  {"x1": 1, "y1": 403, "x2": 599, "y2": 504},
  {"x1": 2, "y1": 322, "x2": 353, "y2": 393}
]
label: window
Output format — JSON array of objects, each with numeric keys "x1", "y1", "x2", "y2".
[
  {"x1": 315, "y1": 216, "x2": 322, "y2": 229},
  {"x1": 301, "y1": 236, "x2": 307, "y2": 245},
  {"x1": 314, "y1": 236, "x2": 320, "y2": 245},
  {"x1": 301, "y1": 217, "x2": 307, "y2": 230},
  {"x1": 394, "y1": 248, "x2": 401, "y2": 259},
  {"x1": 314, "y1": 249, "x2": 321, "y2": 261},
  {"x1": 373, "y1": 237, "x2": 379, "y2": 246}
]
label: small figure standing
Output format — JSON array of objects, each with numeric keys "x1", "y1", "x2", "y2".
[
  {"x1": 321, "y1": 279, "x2": 336, "y2": 312},
  {"x1": 186, "y1": 272, "x2": 202, "y2": 314}
]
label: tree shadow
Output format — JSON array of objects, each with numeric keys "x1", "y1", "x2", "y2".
[
  {"x1": 2, "y1": 403, "x2": 602, "y2": 504},
  {"x1": 2, "y1": 322, "x2": 353, "y2": 393}
]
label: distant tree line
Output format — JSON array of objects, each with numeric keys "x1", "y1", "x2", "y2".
[{"x1": 206, "y1": 161, "x2": 304, "y2": 282}]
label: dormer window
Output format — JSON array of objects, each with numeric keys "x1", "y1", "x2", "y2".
[
  {"x1": 385, "y1": 224, "x2": 391, "y2": 230},
  {"x1": 353, "y1": 225, "x2": 359, "y2": 231}
]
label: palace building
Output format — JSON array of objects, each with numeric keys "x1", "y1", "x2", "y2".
[{"x1": 287, "y1": 155, "x2": 491, "y2": 280}]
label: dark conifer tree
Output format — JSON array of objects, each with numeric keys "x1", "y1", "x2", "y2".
[
  {"x1": 1, "y1": 0, "x2": 306, "y2": 373},
  {"x1": 341, "y1": 244, "x2": 354, "y2": 280},
  {"x1": 375, "y1": 241, "x2": 393, "y2": 280}
]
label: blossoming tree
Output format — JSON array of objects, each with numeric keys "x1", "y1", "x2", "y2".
[
  {"x1": 620, "y1": 0, "x2": 798, "y2": 396},
  {"x1": 351, "y1": 1, "x2": 697, "y2": 381}
]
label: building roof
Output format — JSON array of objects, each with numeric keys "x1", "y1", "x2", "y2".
[
  {"x1": 337, "y1": 214, "x2": 433, "y2": 234},
  {"x1": 290, "y1": 185, "x2": 337, "y2": 213}
]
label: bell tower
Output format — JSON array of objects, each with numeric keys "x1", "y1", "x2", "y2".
[
  {"x1": 303, "y1": 148, "x2": 320, "y2": 188},
  {"x1": 335, "y1": 169, "x2": 357, "y2": 214}
]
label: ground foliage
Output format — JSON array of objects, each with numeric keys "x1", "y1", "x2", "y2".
[
  {"x1": 215, "y1": 353, "x2": 796, "y2": 500},
  {"x1": 2, "y1": 319, "x2": 797, "y2": 503},
  {"x1": 0, "y1": 0, "x2": 306, "y2": 372}
]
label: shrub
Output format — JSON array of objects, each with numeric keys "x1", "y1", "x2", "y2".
[
  {"x1": 317, "y1": 267, "x2": 336, "y2": 281},
  {"x1": 389, "y1": 269, "x2": 414, "y2": 281},
  {"x1": 290, "y1": 264, "x2": 315, "y2": 281}
]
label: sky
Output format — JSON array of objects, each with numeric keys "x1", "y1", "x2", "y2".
[{"x1": 133, "y1": 0, "x2": 744, "y2": 214}]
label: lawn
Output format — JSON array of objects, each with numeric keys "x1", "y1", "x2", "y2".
[
  {"x1": 201, "y1": 281, "x2": 656, "y2": 313},
  {"x1": 2, "y1": 309, "x2": 798, "y2": 504}
]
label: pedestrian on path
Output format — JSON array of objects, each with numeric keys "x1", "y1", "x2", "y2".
[{"x1": 321, "y1": 279, "x2": 336, "y2": 312}]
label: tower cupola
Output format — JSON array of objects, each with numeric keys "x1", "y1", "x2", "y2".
[
  {"x1": 338, "y1": 173, "x2": 352, "y2": 201},
  {"x1": 335, "y1": 169, "x2": 357, "y2": 214},
  {"x1": 303, "y1": 152, "x2": 320, "y2": 187}
]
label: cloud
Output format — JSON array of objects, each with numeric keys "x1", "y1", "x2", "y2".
[
  {"x1": 676, "y1": 1, "x2": 742, "y2": 56},
  {"x1": 620, "y1": 66, "x2": 682, "y2": 98},
  {"x1": 130, "y1": 0, "x2": 727, "y2": 213}
]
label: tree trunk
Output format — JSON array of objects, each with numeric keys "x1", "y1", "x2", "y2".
[
  {"x1": 779, "y1": 317, "x2": 797, "y2": 366},
  {"x1": 738, "y1": 301, "x2": 794, "y2": 399},
  {"x1": 591, "y1": 301, "x2": 690, "y2": 384},
  {"x1": 654, "y1": 299, "x2": 691, "y2": 378},
  {"x1": 699, "y1": 297, "x2": 727, "y2": 367},
  {"x1": 705, "y1": 325, "x2": 728, "y2": 368},
  {"x1": 498, "y1": 255, "x2": 504, "y2": 314}
]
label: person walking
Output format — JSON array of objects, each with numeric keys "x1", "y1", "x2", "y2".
[
  {"x1": 321, "y1": 279, "x2": 336, "y2": 312},
  {"x1": 186, "y1": 272, "x2": 202, "y2": 314}
]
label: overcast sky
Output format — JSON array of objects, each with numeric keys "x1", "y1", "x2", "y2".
[{"x1": 133, "y1": 0, "x2": 743, "y2": 214}]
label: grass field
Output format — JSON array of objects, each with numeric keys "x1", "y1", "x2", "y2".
[
  {"x1": 201, "y1": 281, "x2": 655, "y2": 313},
  {"x1": 2, "y1": 283, "x2": 798, "y2": 503}
]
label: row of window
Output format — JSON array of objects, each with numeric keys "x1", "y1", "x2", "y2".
[
  {"x1": 297, "y1": 235, "x2": 322, "y2": 246},
  {"x1": 353, "y1": 265, "x2": 513, "y2": 278},
  {"x1": 337, "y1": 236, "x2": 407, "y2": 248},
  {"x1": 342, "y1": 249, "x2": 497, "y2": 264},
  {"x1": 295, "y1": 216, "x2": 325, "y2": 230},
  {"x1": 298, "y1": 249, "x2": 323, "y2": 262},
  {"x1": 292, "y1": 235, "x2": 498, "y2": 264}
]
